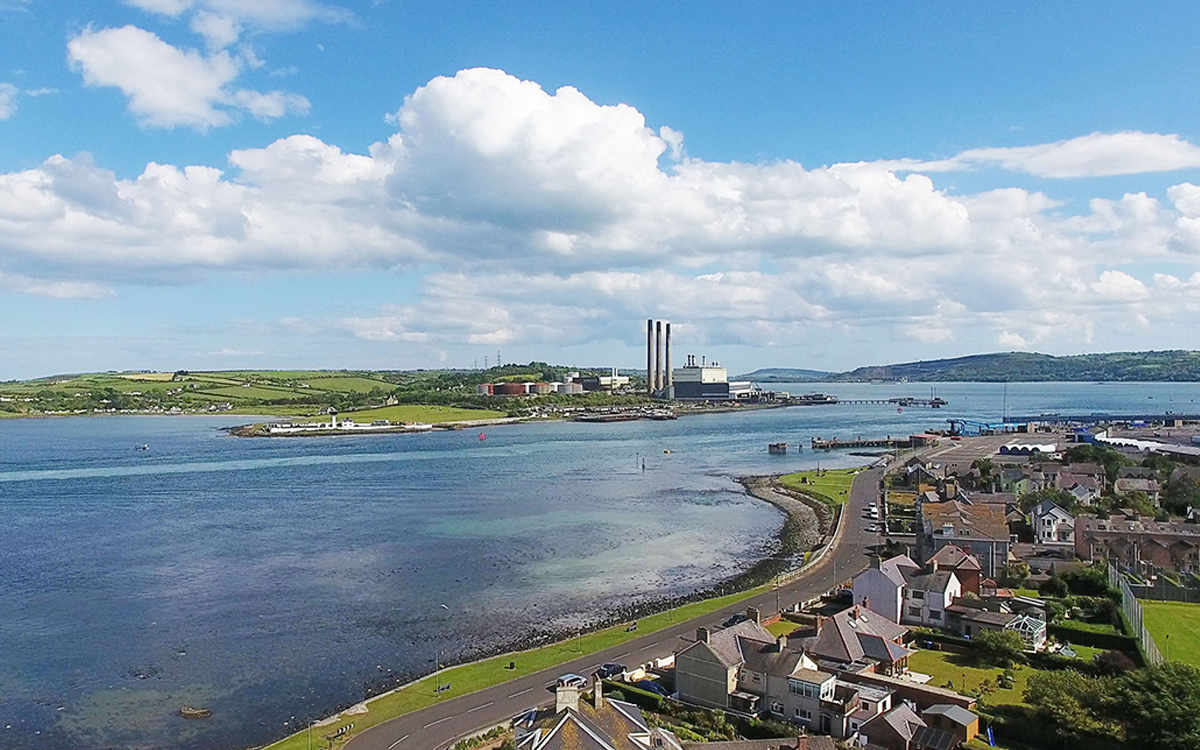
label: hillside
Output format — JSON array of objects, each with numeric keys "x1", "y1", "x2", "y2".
[
  {"x1": 735, "y1": 367, "x2": 836, "y2": 382},
  {"x1": 0, "y1": 363, "x2": 641, "y2": 419},
  {"x1": 833, "y1": 350, "x2": 1200, "y2": 382}
]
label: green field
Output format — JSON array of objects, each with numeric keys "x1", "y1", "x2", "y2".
[
  {"x1": 907, "y1": 648, "x2": 1030, "y2": 707},
  {"x1": 263, "y1": 584, "x2": 773, "y2": 750},
  {"x1": 312, "y1": 405, "x2": 507, "y2": 424},
  {"x1": 301, "y1": 377, "x2": 395, "y2": 393},
  {"x1": 778, "y1": 467, "x2": 861, "y2": 508},
  {"x1": 1143, "y1": 600, "x2": 1200, "y2": 666}
]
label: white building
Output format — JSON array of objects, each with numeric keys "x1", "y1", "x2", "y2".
[
  {"x1": 853, "y1": 555, "x2": 920, "y2": 623},
  {"x1": 1029, "y1": 499, "x2": 1075, "y2": 546}
]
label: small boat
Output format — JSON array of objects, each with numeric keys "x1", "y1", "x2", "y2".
[
  {"x1": 180, "y1": 706, "x2": 212, "y2": 720},
  {"x1": 136, "y1": 444, "x2": 149, "y2": 451}
]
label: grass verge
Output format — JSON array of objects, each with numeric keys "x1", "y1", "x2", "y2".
[{"x1": 264, "y1": 585, "x2": 771, "y2": 750}]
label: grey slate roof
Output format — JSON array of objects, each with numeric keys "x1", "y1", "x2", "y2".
[
  {"x1": 904, "y1": 570, "x2": 957, "y2": 595},
  {"x1": 798, "y1": 606, "x2": 909, "y2": 665},
  {"x1": 929, "y1": 544, "x2": 982, "y2": 571},
  {"x1": 912, "y1": 725, "x2": 958, "y2": 750},
  {"x1": 923, "y1": 703, "x2": 979, "y2": 727},
  {"x1": 863, "y1": 703, "x2": 926, "y2": 743},
  {"x1": 701, "y1": 620, "x2": 775, "y2": 669}
]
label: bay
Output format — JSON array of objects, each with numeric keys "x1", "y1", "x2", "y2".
[{"x1": 1, "y1": 380, "x2": 1197, "y2": 749}]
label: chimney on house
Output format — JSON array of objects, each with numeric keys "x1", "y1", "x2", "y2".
[
  {"x1": 556, "y1": 684, "x2": 581, "y2": 714},
  {"x1": 696, "y1": 626, "x2": 710, "y2": 644},
  {"x1": 776, "y1": 634, "x2": 789, "y2": 651},
  {"x1": 593, "y1": 676, "x2": 603, "y2": 709},
  {"x1": 870, "y1": 555, "x2": 882, "y2": 570},
  {"x1": 861, "y1": 596, "x2": 870, "y2": 613},
  {"x1": 747, "y1": 606, "x2": 761, "y2": 625}
]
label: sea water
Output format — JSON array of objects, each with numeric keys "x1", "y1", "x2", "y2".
[{"x1": 1, "y1": 381, "x2": 1197, "y2": 749}]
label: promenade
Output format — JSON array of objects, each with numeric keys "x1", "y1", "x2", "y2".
[{"x1": 343, "y1": 466, "x2": 884, "y2": 750}]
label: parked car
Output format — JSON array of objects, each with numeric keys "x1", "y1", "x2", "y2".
[
  {"x1": 596, "y1": 663, "x2": 626, "y2": 679},
  {"x1": 556, "y1": 673, "x2": 588, "y2": 689},
  {"x1": 633, "y1": 679, "x2": 669, "y2": 696},
  {"x1": 721, "y1": 613, "x2": 748, "y2": 628}
]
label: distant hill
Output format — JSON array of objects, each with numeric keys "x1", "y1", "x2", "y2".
[
  {"x1": 832, "y1": 350, "x2": 1200, "y2": 382},
  {"x1": 736, "y1": 367, "x2": 836, "y2": 382}
]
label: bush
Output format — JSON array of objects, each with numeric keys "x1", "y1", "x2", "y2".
[
  {"x1": 603, "y1": 680, "x2": 662, "y2": 712},
  {"x1": 1049, "y1": 623, "x2": 1138, "y2": 652},
  {"x1": 1093, "y1": 649, "x2": 1138, "y2": 676},
  {"x1": 976, "y1": 629, "x2": 1026, "y2": 666},
  {"x1": 1041, "y1": 576, "x2": 1070, "y2": 598}
]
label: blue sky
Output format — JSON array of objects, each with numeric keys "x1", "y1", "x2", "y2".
[{"x1": 2, "y1": 1, "x2": 1200, "y2": 379}]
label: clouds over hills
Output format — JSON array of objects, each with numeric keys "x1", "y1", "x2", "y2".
[{"x1": 3, "y1": 67, "x2": 1200, "y2": 353}]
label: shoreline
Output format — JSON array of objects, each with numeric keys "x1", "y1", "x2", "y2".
[{"x1": 262, "y1": 468, "x2": 857, "y2": 750}]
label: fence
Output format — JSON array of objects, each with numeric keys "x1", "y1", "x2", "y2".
[{"x1": 1108, "y1": 562, "x2": 1163, "y2": 666}]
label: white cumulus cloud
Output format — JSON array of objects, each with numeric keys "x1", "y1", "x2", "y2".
[
  {"x1": 67, "y1": 25, "x2": 309, "y2": 130},
  {"x1": 0, "y1": 82, "x2": 17, "y2": 119}
]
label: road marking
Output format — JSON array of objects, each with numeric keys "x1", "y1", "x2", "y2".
[
  {"x1": 639, "y1": 641, "x2": 660, "y2": 650},
  {"x1": 388, "y1": 735, "x2": 409, "y2": 749},
  {"x1": 466, "y1": 701, "x2": 494, "y2": 713},
  {"x1": 423, "y1": 716, "x2": 452, "y2": 729},
  {"x1": 615, "y1": 651, "x2": 632, "y2": 659},
  {"x1": 508, "y1": 687, "x2": 533, "y2": 699}
]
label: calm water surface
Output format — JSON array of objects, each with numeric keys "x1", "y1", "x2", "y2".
[{"x1": 2, "y1": 381, "x2": 1198, "y2": 749}]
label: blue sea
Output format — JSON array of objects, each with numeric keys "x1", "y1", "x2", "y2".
[{"x1": 1, "y1": 381, "x2": 1198, "y2": 750}]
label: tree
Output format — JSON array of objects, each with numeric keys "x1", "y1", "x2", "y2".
[
  {"x1": 1040, "y1": 575, "x2": 1070, "y2": 598},
  {"x1": 1059, "y1": 564, "x2": 1113, "y2": 597},
  {"x1": 1005, "y1": 560, "x2": 1030, "y2": 586},
  {"x1": 1114, "y1": 661, "x2": 1200, "y2": 750},
  {"x1": 1019, "y1": 487, "x2": 1078, "y2": 513},
  {"x1": 975, "y1": 628, "x2": 1025, "y2": 666},
  {"x1": 1093, "y1": 649, "x2": 1137, "y2": 676},
  {"x1": 1025, "y1": 669, "x2": 1119, "y2": 742},
  {"x1": 1164, "y1": 476, "x2": 1200, "y2": 516}
]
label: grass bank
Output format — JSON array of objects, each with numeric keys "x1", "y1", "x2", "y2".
[
  {"x1": 778, "y1": 467, "x2": 861, "y2": 511},
  {"x1": 263, "y1": 585, "x2": 770, "y2": 750}
]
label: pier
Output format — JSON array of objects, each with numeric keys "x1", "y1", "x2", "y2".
[
  {"x1": 811, "y1": 436, "x2": 913, "y2": 450},
  {"x1": 836, "y1": 397, "x2": 947, "y2": 408}
]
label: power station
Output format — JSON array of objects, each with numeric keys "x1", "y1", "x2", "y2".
[{"x1": 645, "y1": 319, "x2": 757, "y2": 400}]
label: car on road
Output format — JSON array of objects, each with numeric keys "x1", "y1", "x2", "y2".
[
  {"x1": 721, "y1": 613, "x2": 748, "y2": 628},
  {"x1": 556, "y1": 673, "x2": 588, "y2": 689},
  {"x1": 865, "y1": 523, "x2": 881, "y2": 533},
  {"x1": 632, "y1": 679, "x2": 670, "y2": 696},
  {"x1": 596, "y1": 663, "x2": 626, "y2": 679}
]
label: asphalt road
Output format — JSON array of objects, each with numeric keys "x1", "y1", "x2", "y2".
[{"x1": 344, "y1": 467, "x2": 884, "y2": 750}]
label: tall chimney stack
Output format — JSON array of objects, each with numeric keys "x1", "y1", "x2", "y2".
[
  {"x1": 654, "y1": 320, "x2": 663, "y2": 393},
  {"x1": 664, "y1": 322, "x2": 672, "y2": 392},
  {"x1": 646, "y1": 319, "x2": 655, "y2": 396}
]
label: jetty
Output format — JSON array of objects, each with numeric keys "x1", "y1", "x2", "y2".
[
  {"x1": 836, "y1": 397, "x2": 947, "y2": 408},
  {"x1": 811, "y1": 436, "x2": 912, "y2": 450}
]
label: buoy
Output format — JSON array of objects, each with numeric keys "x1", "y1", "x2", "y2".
[
  {"x1": 663, "y1": 449, "x2": 672, "y2": 454},
  {"x1": 478, "y1": 433, "x2": 487, "y2": 441}
]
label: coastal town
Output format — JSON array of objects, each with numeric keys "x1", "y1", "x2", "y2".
[{"x1": 255, "y1": 411, "x2": 1200, "y2": 750}]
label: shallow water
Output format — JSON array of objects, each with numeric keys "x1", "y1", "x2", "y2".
[{"x1": 1, "y1": 381, "x2": 1196, "y2": 749}]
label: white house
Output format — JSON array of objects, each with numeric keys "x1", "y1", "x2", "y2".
[
  {"x1": 901, "y1": 570, "x2": 961, "y2": 628},
  {"x1": 1029, "y1": 499, "x2": 1075, "y2": 546},
  {"x1": 853, "y1": 555, "x2": 920, "y2": 623}
]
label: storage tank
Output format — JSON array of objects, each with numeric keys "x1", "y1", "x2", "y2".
[
  {"x1": 495, "y1": 382, "x2": 525, "y2": 396},
  {"x1": 532, "y1": 382, "x2": 553, "y2": 395},
  {"x1": 476, "y1": 383, "x2": 494, "y2": 396}
]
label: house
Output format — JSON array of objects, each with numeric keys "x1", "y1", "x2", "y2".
[
  {"x1": 927, "y1": 545, "x2": 983, "y2": 595},
  {"x1": 901, "y1": 570, "x2": 961, "y2": 629},
  {"x1": 1113, "y1": 476, "x2": 1162, "y2": 501},
  {"x1": 944, "y1": 602, "x2": 1048, "y2": 650},
  {"x1": 674, "y1": 611, "x2": 902, "y2": 738},
  {"x1": 793, "y1": 605, "x2": 913, "y2": 676},
  {"x1": 921, "y1": 704, "x2": 980, "y2": 746},
  {"x1": 1075, "y1": 512, "x2": 1200, "y2": 574},
  {"x1": 997, "y1": 468, "x2": 1033, "y2": 495},
  {"x1": 853, "y1": 555, "x2": 921, "y2": 623},
  {"x1": 857, "y1": 704, "x2": 927, "y2": 750},
  {"x1": 918, "y1": 501, "x2": 1011, "y2": 579},
  {"x1": 1028, "y1": 500, "x2": 1075, "y2": 546},
  {"x1": 515, "y1": 681, "x2": 684, "y2": 750},
  {"x1": 680, "y1": 739, "x2": 836, "y2": 750}
]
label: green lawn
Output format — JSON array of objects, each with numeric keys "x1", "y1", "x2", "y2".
[
  {"x1": 767, "y1": 620, "x2": 798, "y2": 637},
  {"x1": 907, "y1": 648, "x2": 1030, "y2": 708},
  {"x1": 1143, "y1": 600, "x2": 1200, "y2": 666},
  {"x1": 264, "y1": 584, "x2": 772, "y2": 750},
  {"x1": 778, "y1": 467, "x2": 861, "y2": 508},
  {"x1": 310, "y1": 405, "x2": 507, "y2": 424},
  {"x1": 888, "y1": 491, "x2": 917, "y2": 507}
]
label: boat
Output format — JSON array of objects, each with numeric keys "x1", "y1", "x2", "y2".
[
  {"x1": 574, "y1": 413, "x2": 642, "y2": 423},
  {"x1": 793, "y1": 393, "x2": 839, "y2": 405},
  {"x1": 180, "y1": 706, "x2": 212, "y2": 720},
  {"x1": 135, "y1": 444, "x2": 149, "y2": 451}
]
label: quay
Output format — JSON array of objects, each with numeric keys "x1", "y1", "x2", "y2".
[
  {"x1": 836, "y1": 397, "x2": 947, "y2": 408},
  {"x1": 811, "y1": 436, "x2": 912, "y2": 450}
]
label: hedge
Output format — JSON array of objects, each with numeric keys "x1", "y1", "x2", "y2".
[
  {"x1": 1048, "y1": 622, "x2": 1137, "y2": 651},
  {"x1": 602, "y1": 680, "x2": 664, "y2": 712}
]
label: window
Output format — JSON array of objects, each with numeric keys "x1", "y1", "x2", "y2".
[
  {"x1": 795, "y1": 708, "x2": 811, "y2": 720},
  {"x1": 909, "y1": 606, "x2": 922, "y2": 617},
  {"x1": 911, "y1": 590, "x2": 925, "y2": 600},
  {"x1": 930, "y1": 610, "x2": 942, "y2": 621},
  {"x1": 752, "y1": 672, "x2": 760, "y2": 683},
  {"x1": 771, "y1": 701, "x2": 784, "y2": 715}
]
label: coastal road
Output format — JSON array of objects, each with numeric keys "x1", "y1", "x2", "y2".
[{"x1": 344, "y1": 467, "x2": 884, "y2": 750}]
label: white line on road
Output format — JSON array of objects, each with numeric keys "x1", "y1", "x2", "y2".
[
  {"x1": 466, "y1": 701, "x2": 494, "y2": 713},
  {"x1": 423, "y1": 716, "x2": 452, "y2": 729},
  {"x1": 639, "y1": 641, "x2": 660, "y2": 650},
  {"x1": 615, "y1": 651, "x2": 632, "y2": 659},
  {"x1": 508, "y1": 687, "x2": 533, "y2": 699},
  {"x1": 388, "y1": 735, "x2": 409, "y2": 749}
]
